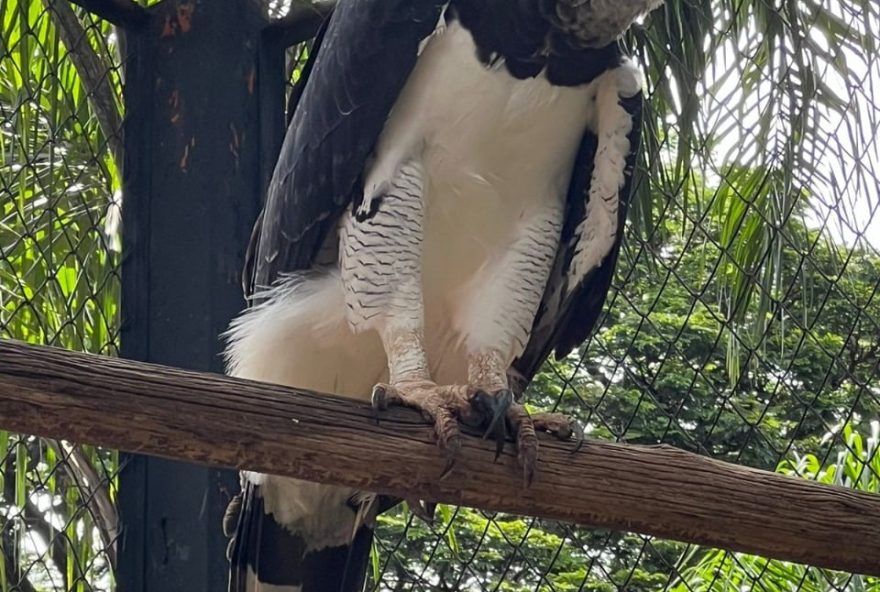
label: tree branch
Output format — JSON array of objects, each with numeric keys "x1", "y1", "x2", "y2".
[
  {"x1": 65, "y1": 0, "x2": 147, "y2": 30},
  {"x1": 46, "y1": 0, "x2": 124, "y2": 169},
  {"x1": 0, "y1": 339, "x2": 878, "y2": 576}
]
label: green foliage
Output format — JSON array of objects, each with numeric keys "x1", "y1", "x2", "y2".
[
  {"x1": 1, "y1": 0, "x2": 121, "y2": 590},
  {"x1": 673, "y1": 422, "x2": 880, "y2": 591},
  {"x1": 1, "y1": 0, "x2": 121, "y2": 352},
  {"x1": 372, "y1": 186, "x2": 880, "y2": 590},
  {"x1": 630, "y1": 0, "x2": 880, "y2": 384},
  {"x1": 1, "y1": 0, "x2": 879, "y2": 591}
]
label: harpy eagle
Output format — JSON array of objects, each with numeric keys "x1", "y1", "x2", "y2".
[{"x1": 224, "y1": 0, "x2": 660, "y2": 590}]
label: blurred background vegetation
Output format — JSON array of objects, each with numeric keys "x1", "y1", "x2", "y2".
[{"x1": 1, "y1": 0, "x2": 879, "y2": 590}]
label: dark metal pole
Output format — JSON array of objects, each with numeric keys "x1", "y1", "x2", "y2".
[{"x1": 119, "y1": 0, "x2": 286, "y2": 589}]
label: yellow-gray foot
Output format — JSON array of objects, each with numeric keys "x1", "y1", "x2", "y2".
[
  {"x1": 373, "y1": 381, "x2": 582, "y2": 484},
  {"x1": 505, "y1": 406, "x2": 584, "y2": 485},
  {"x1": 371, "y1": 381, "x2": 479, "y2": 477}
]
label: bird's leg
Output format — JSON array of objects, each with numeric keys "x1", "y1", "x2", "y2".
[
  {"x1": 457, "y1": 203, "x2": 580, "y2": 484},
  {"x1": 465, "y1": 347, "x2": 581, "y2": 485},
  {"x1": 466, "y1": 349, "x2": 514, "y2": 448},
  {"x1": 490, "y1": 62, "x2": 645, "y2": 482},
  {"x1": 494, "y1": 64, "x2": 644, "y2": 482},
  {"x1": 371, "y1": 325, "x2": 480, "y2": 471},
  {"x1": 446, "y1": 198, "x2": 569, "y2": 481},
  {"x1": 341, "y1": 161, "x2": 480, "y2": 471}
]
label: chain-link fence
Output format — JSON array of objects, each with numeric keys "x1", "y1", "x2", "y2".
[
  {"x1": 365, "y1": 1, "x2": 880, "y2": 590},
  {"x1": 0, "y1": 1, "x2": 122, "y2": 590},
  {"x1": 3, "y1": 0, "x2": 880, "y2": 591}
]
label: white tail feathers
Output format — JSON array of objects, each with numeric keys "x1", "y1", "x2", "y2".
[
  {"x1": 224, "y1": 271, "x2": 387, "y2": 555},
  {"x1": 223, "y1": 271, "x2": 386, "y2": 401}
]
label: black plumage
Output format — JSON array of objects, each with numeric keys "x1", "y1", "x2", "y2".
[
  {"x1": 245, "y1": 0, "x2": 448, "y2": 299},
  {"x1": 450, "y1": 0, "x2": 626, "y2": 85}
]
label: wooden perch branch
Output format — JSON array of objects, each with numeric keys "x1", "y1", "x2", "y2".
[
  {"x1": 0, "y1": 339, "x2": 878, "y2": 576},
  {"x1": 66, "y1": 0, "x2": 146, "y2": 29}
]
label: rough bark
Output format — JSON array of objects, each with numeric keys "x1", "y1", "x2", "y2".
[{"x1": 0, "y1": 339, "x2": 878, "y2": 576}]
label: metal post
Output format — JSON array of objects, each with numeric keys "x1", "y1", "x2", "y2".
[{"x1": 119, "y1": 0, "x2": 286, "y2": 589}]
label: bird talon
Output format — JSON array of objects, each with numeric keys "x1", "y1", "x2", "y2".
[
  {"x1": 370, "y1": 381, "x2": 470, "y2": 474},
  {"x1": 571, "y1": 421, "x2": 585, "y2": 453},
  {"x1": 531, "y1": 411, "x2": 582, "y2": 442},
  {"x1": 472, "y1": 388, "x2": 514, "y2": 461},
  {"x1": 520, "y1": 438, "x2": 537, "y2": 488},
  {"x1": 494, "y1": 434, "x2": 505, "y2": 462},
  {"x1": 524, "y1": 461, "x2": 535, "y2": 488},
  {"x1": 439, "y1": 455, "x2": 456, "y2": 480},
  {"x1": 370, "y1": 384, "x2": 392, "y2": 424},
  {"x1": 371, "y1": 384, "x2": 388, "y2": 410}
]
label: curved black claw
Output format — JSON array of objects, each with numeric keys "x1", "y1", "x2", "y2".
[
  {"x1": 439, "y1": 426, "x2": 462, "y2": 480},
  {"x1": 370, "y1": 384, "x2": 392, "y2": 425},
  {"x1": 506, "y1": 404, "x2": 538, "y2": 487},
  {"x1": 472, "y1": 389, "x2": 515, "y2": 460},
  {"x1": 571, "y1": 421, "x2": 585, "y2": 453},
  {"x1": 439, "y1": 455, "x2": 456, "y2": 481},
  {"x1": 507, "y1": 409, "x2": 585, "y2": 486}
]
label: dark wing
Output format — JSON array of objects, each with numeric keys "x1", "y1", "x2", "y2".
[
  {"x1": 241, "y1": 14, "x2": 331, "y2": 298},
  {"x1": 510, "y1": 91, "x2": 643, "y2": 393},
  {"x1": 244, "y1": 0, "x2": 448, "y2": 298}
]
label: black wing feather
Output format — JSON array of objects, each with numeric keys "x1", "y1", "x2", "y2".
[
  {"x1": 511, "y1": 91, "x2": 643, "y2": 391},
  {"x1": 241, "y1": 14, "x2": 332, "y2": 298},
  {"x1": 245, "y1": 0, "x2": 448, "y2": 298},
  {"x1": 227, "y1": 482, "x2": 381, "y2": 592}
]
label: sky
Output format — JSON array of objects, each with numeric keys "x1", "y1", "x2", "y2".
[{"x1": 683, "y1": 0, "x2": 880, "y2": 250}]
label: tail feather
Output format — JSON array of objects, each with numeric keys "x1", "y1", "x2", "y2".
[
  {"x1": 224, "y1": 271, "x2": 386, "y2": 400},
  {"x1": 224, "y1": 272, "x2": 391, "y2": 591},
  {"x1": 227, "y1": 481, "x2": 378, "y2": 592}
]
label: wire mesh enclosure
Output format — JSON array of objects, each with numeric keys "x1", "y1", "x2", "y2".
[
  {"x1": 1, "y1": 0, "x2": 879, "y2": 591},
  {"x1": 0, "y1": 1, "x2": 122, "y2": 591}
]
